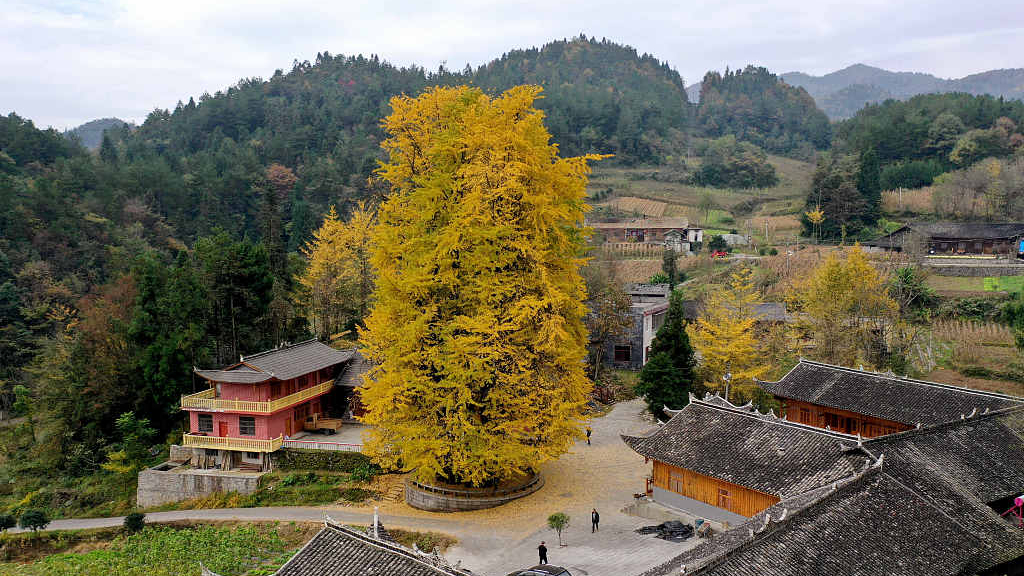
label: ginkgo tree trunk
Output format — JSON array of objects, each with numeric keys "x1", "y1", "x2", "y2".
[{"x1": 358, "y1": 85, "x2": 606, "y2": 486}]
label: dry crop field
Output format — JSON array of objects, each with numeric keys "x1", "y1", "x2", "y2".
[
  {"x1": 882, "y1": 187, "x2": 934, "y2": 215},
  {"x1": 598, "y1": 196, "x2": 668, "y2": 217}
]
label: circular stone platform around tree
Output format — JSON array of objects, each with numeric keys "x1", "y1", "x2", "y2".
[{"x1": 405, "y1": 472, "x2": 545, "y2": 512}]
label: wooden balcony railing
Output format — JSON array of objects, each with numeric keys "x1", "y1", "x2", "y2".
[
  {"x1": 181, "y1": 380, "x2": 334, "y2": 413},
  {"x1": 182, "y1": 433, "x2": 284, "y2": 453}
]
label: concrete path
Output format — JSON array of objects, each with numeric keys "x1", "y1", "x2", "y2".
[{"x1": 13, "y1": 401, "x2": 698, "y2": 576}]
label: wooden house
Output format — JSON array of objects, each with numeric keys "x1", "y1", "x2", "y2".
[
  {"x1": 757, "y1": 359, "x2": 1024, "y2": 437},
  {"x1": 622, "y1": 395, "x2": 861, "y2": 523},
  {"x1": 639, "y1": 405, "x2": 1024, "y2": 576},
  {"x1": 866, "y1": 221, "x2": 1024, "y2": 256},
  {"x1": 591, "y1": 217, "x2": 704, "y2": 247},
  {"x1": 181, "y1": 339, "x2": 360, "y2": 470}
]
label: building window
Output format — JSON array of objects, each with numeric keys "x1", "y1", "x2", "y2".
[
  {"x1": 197, "y1": 414, "x2": 213, "y2": 433},
  {"x1": 717, "y1": 488, "x2": 732, "y2": 509},
  {"x1": 239, "y1": 416, "x2": 256, "y2": 436},
  {"x1": 205, "y1": 449, "x2": 218, "y2": 457},
  {"x1": 669, "y1": 470, "x2": 685, "y2": 494},
  {"x1": 799, "y1": 408, "x2": 810, "y2": 424},
  {"x1": 245, "y1": 452, "x2": 259, "y2": 460},
  {"x1": 614, "y1": 345, "x2": 632, "y2": 362},
  {"x1": 652, "y1": 311, "x2": 666, "y2": 332}
]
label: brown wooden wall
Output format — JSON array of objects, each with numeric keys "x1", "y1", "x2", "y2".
[
  {"x1": 652, "y1": 461, "x2": 779, "y2": 518},
  {"x1": 780, "y1": 398, "x2": 912, "y2": 438}
]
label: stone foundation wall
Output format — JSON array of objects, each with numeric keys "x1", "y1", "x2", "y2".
[
  {"x1": 136, "y1": 465, "x2": 263, "y2": 507},
  {"x1": 405, "y1": 474, "x2": 544, "y2": 512},
  {"x1": 926, "y1": 264, "x2": 1024, "y2": 277}
]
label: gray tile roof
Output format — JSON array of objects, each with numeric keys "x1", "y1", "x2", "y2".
[
  {"x1": 241, "y1": 339, "x2": 354, "y2": 381},
  {"x1": 758, "y1": 359, "x2": 1024, "y2": 426},
  {"x1": 337, "y1": 350, "x2": 371, "y2": 388},
  {"x1": 193, "y1": 369, "x2": 274, "y2": 384},
  {"x1": 909, "y1": 221, "x2": 1024, "y2": 240},
  {"x1": 637, "y1": 407, "x2": 1024, "y2": 576},
  {"x1": 679, "y1": 301, "x2": 789, "y2": 322},
  {"x1": 275, "y1": 522, "x2": 471, "y2": 576},
  {"x1": 622, "y1": 395, "x2": 863, "y2": 497}
]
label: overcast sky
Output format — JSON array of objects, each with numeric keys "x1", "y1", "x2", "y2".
[{"x1": 3, "y1": 0, "x2": 1021, "y2": 129}]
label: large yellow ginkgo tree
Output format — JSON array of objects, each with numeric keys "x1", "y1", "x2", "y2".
[{"x1": 358, "y1": 85, "x2": 606, "y2": 486}]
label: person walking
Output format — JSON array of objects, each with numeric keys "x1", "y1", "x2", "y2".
[
  {"x1": 538, "y1": 541, "x2": 548, "y2": 564},
  {"x1": 586, "y1": 426, "x2": 592, "y2": 445},
  {"x1": 591, "y1": 508, "x2": 600, "y2": 532}
]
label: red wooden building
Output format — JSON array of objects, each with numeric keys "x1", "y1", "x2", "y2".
[
  {"x1": 181, "y1": 339, "x2": 356, "y2": 470},
  {"x1": 758, "y1": 359, "x2": 1024, "y2": 437}
]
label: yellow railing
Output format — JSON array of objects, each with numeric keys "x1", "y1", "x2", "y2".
[
  {"x1": 182, "y1": 433, "x2": 284, "y2": 453},
  {"x1": 181, "y1": 380, "x2": 334, "y2": 413}
]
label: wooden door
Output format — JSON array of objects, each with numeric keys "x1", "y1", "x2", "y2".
[
  {"x1": 218, "y1": 422, "x2": 228, "y2": 437},
  {"x1": 285, "y1": 419, "x2": 292, "y2": 437}
]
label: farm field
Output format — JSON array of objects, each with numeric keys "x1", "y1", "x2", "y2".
[{"x1": 587, "y1": 154, "x2": 815, "y2": 244}]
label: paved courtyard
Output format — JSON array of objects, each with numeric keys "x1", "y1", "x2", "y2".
[{"x1": 367, "y1": 399, "x2": 703, "y2": 576}]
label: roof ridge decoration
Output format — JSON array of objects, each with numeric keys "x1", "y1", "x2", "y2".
[
  {"x1": 241, "y1": 338, "x2": 321, "y2": 362},
  {"x1": 688, "y1": 396, "x2": 861, "y2": 440},
  {"x1": 861, "y1": 404, "x2": 1024, "y2": 447}
]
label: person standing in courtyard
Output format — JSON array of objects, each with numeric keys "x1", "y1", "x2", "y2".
[
  {"x1": 538, "y1": 541, "x2": 548, "y2": 564},
  {"x1": 592, "y1": 508, "x2": 600, "y2": 532},
  {"x1": 586, "y1": 426, "x2": 592, "y2": 445}
]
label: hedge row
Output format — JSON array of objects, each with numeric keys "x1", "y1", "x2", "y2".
[{"x1": 273, "y1": 449, "x2": 373, "y2": 472}]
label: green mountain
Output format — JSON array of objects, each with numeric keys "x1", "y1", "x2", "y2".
[
  {"x1": 781, "y1": 64, "x2": 1024, "y2": 119},
  {"x1": 64, "y1": 117, "x2": 129, "y2": 149},
  {"x1": 696, "y1": 66, "x2": 831, "y2": 158}
]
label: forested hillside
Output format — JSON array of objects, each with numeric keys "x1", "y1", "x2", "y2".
[{"x1": 696, "y1": 66, "x2": 831, "y2": 159}]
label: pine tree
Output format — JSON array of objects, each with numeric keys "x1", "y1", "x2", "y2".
[
  {"x1": 856, "y1": 147, "x2": 881, "y2": 223},
  {"x1": 359, "y1": 85, "x2": 606, "y2": 486},
  {"x1": 635, "y1": 293, "x2": 698, "y2": 419}
]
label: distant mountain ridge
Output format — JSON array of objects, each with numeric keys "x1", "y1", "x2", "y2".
[
  {"x1": 64, "y1": 117, "x2": 129, "y2": 149},
  {"x1": 689, "y1": 64, "x2": 1024, "y2": 120}
]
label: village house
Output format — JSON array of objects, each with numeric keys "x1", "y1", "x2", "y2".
[
  {"x1": 636, "y1": 404, "x2": 1024, "y2": 576},
  {"x1": 591, "y1": 217, "x2": 704, "y2": 251},
  {"x1": 180, "y1": 339, "x2": 362, "y2": 471},
  {"x1": 867, "y1": 221, "x2": 1024, "y2": 257},
  {"x1": 758, "y1": 359, "x2": 1024, "y2": 437},
  {"x1": 203, "y1": 514, "x2": 473, "y2": 576},
  {"x1": 604, "y1": 283, "x2": 670, "y2": 370},
  {"x1": 622, "y1": 394, "x2": 863, "y2": 524}
]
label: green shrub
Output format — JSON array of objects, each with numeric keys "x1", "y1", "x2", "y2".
[
  {"x1": 19, "y1": 509, "x2": 50, "y2": 533},
  {"x1": 279, "y1": 472, "x2": 319, "y2": 487},
  {"x1": 124, "y1": 512, "x2": 146, "y2": 532},
  {"x1": 274, "y1": 449, "x2": 373, "y2": 473},
  {"x1": 0, "y1": 513, "x2": 15, "y2": 532},
  {"x1": 349, "y1": 462, "x2": 382, "y2": 483}
]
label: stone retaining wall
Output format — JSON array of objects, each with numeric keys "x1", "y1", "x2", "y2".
[
  {"x1": 136, "y1": 464, "x2": 263, "y2": 507},
  {"x1": 926, "y1": 263, "x2": 1024, "y2": 277},
  {"x1": 404, "y1": 474, "x2": 544, "y2": 512}
]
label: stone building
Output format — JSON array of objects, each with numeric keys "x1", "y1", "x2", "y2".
[
  {"x1": 603, "y1": 284, "x2": 670, "y2": 370},
  {"x1": 867, "y1": 221, "x2": 1024, "y2": 256}
]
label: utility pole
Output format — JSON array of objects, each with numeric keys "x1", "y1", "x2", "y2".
[{"x1": 723, "y1": 364, "x2": 732, "y2": 404}]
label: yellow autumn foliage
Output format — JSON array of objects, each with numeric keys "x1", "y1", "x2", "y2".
[
  {"x1": 296, "y1": 204, "x2": 375, "y2": 340},
  {"x1": 358, "y1": 85, "x2": 606, "y2": 486},
  {"x1": 688, "y1": 267, "x2": 770, "y2": 402}
]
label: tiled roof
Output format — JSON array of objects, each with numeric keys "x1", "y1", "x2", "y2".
[
  {"x1": 758, "y1": 359, "x2": 1024, "y2": 426},
  {"x1": 637, "y1": 407, "x2": 1024, "y2": 576},
  {"x1": 679, "y1": 301, "x2": 789, "y2": 322},
  {"x1": 193, "y1": 369, "x2": 274, "y2": 384},
  {"x1": 909, "y1": 221, "x2": 1024, "y2": 240},
  {"x1": 275, "y1": 522, "x2": 471, "y2": 576},
  {"x1": 622, "y1": 395, "x2": 862, "y2": 497},
  {"x1": 241, "y1": 340, "x2": 354, "y2": 381},
  {"x1": 642, "y1": 467, "x2": 981, "y2": 576},
  {"x1": 337, "y1": 350, "x2": 372, "y2": 388}
]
